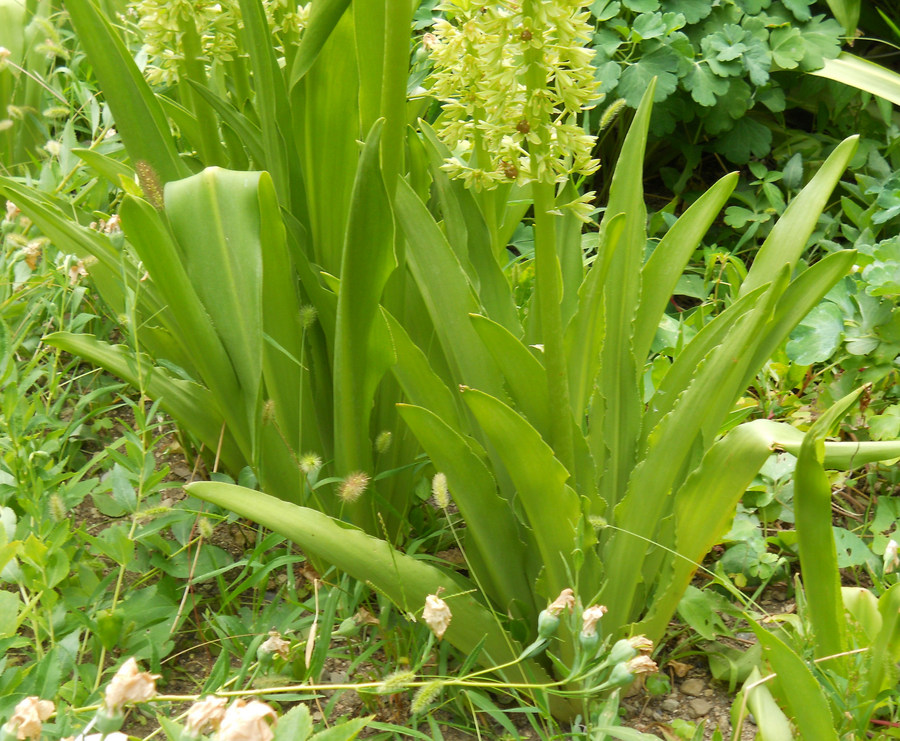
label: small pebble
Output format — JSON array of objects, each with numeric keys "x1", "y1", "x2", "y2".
[
  {"x1": 680, "y1": 678, "x2": 705, "y2": 696},
  {"x1": 688, "y1": 698, "x2": 713, "y2": 718},
  {"x1": 661, "y1": 698, "x2": 680, "y2": 712}
]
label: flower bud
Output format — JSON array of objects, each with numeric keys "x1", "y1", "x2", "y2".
[
  {"x1": 606, "y1": 638, "x2": 638, "y2": 666},
  {"x1": 536, "y1": 608, "x2": 560, "y2": 639}
]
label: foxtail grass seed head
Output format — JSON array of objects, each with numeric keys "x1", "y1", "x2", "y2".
[
  {"x1": 135, "y1": 161, "x2": 164, "y2": 210},
  {"x1": 423, "y1": 593, "x2": 452, "y2": 640},
  {"x1": 49, "y1": 493, "x2": 66, "y2": 522},
  {"x1": 598, "y1": 97, "x2": 627, "y2": 133},
  {"x1": 197, "y1": 516, "x2": 215, "y2": 540},
  {"x1": 374, "y1": 430, "x2": 393, "y2": 454},
  {"x1": 884, "y1": 538, "x2": 899, "y2": 574},
  {"x1": 430, "y1": 0, "x2": 599, "y2": 208},
  {"x1": 338, "y1": 471, "x2": 370, "y2": 503},
  {"x1": 104, "y1": 657, "x2": 160, "y2": 714},
  {"x1": 3, "y1": 697, "x2": 54, "y2": 740},
  {"x1": 431, "y1": 472, "x2": 450, "y2": 508},
  {"x1": 411, "y1": 680, "x2": 444, "y2": 715},
  {"x1": 261, "y1": 399, "x2": 276, "y2": 425},
  {"x1": 217, "y1": 699, "x2": 277, "y2": 741},
  {"x1": 5, "y1": 200, "x2": 20, "y2": 222},
  {"x1": 298, "y1": 304, "x2": 318, "y2": 330},
  {"x1": 298, "y1": 452, "x2": 322, "y2": 475},
  {"x1": 184, "y1": 696, "x2": 227, "y2": 738},
  {"x1": 378, "y1": 669, "x2": 417, "y2": 694}
]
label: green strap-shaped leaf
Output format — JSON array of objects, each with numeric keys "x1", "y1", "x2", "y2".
[
  {"x1": 382, "y1": 309, "x2": 463, "y2": 431},
  {"x1": 632, "y1": 172, "x2": 739, "y2": 361},
  {"x1": 186, "y1": 480, "x2": 547, "y2": 682},
  {"x1": 187, "y1": 82, "x2": 267, "y2": 167},
  {"x1": 165, "y1": 168, "x2": 266, "y2": 453},
  {"x1": 743, "y1": 250, "x2": 857, "y2": 388},
  {"x1": 740, "y1": 136, "x2": 858, "y2": 296},
  {"x1": 43, "y1": 333, "x2": 245, "y2": 471},
  {"x1": 740, "y1": 667, "x2": 795, "y2": 741},
  {"x1": 565, "y1": 212, "x2": 624, "y2": 417},
  {"x1": 750, "y1": 624, "x2": 839, "y2": 741},
  {"x1": 258, "y1": 173, "x2": 305, "y2": 455},
  {"x1": 813, "y1": 52, "x2": 900, "y2": 106},
  {"x1": 594, "y1": 81, "x2": 656, "y2": 510},
  {"x1": 605, "y1": 275, "x2": 784, "y2": 630},
  {"x1": 289, "y1": 0, "x2": 352, "y2": 88},
  {"x1": 118, "y1": 194, "x2": 252, "y2": 453},
  {"x1": 333, "y1": 121, "x2": 397, "y2": 527},
  {"x1": 418, "y1": 125, "x2": 521, "y2": 334},
  {"x1": 238, "y1": 0, "x2": 298, "y2": 210},
  {"x1": 63, "y1": 0, "x2": 188, "y2": 184},
  {"x1": 461, "y1": 388, "x2": 594, "y2": 601},
  {"x1": 470, "y1": 314, "x2": 549, "y2": 436},
  {"x1": 71, "y1": 148, "x2": 135, "y2": 188},
  {"x1": 864, "y1": 582, "x2": 900, "y2": 700},
  {"x1": 641, "y1": 286, "x2": 767, "y2": 448},
  {"x1": 291, "y1": 13, "x2": 359, "y2": 275},
  {"x1": 398, "y1": 404, "x2": 537, "y2": 619},
  {"x1": 0, "y1": 177, "x2": 155, "y2": 322},
  {"x1": 394, "y1": 178, "x2": 504, "y2": 398},
  {"x1": 795, "y1": 388, "x2": 865, "y2": 662}
]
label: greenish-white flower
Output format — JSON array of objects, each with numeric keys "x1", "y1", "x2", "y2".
[{"x1": 429, "y1": 0, "x2": 600, "y2": 196}]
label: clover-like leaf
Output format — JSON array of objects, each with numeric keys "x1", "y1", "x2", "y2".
[
  {"x1": 661, "y1": 0, "x2": 712, "y2": 24},
  {"x1": 785, "y1": 301, "x2": 845, "y2": 365},
  {"x1": 622, "y1": 0, "x2": 659, "y2": 11},
  {"x1": 782, "y1": 0, "x2": 813, "y2": 22},
  {"x1": 714, "y1": 117, "x2": 772, "y2": 163},
  {"x1": 683, "y1": 62, "x2": 729, "y2": 106},
  {"x1": 797, "y1": 15, "x2": 843, "y2": 70},
  {"x1": 618, "y1": 44, "x2": 680, "y2": 105},
  {"x1": 769, "y1": 26, "x2": 805, "y2": 70},
  {"x1": 632, "y1": 12, "x2": 667, "y2": 41}
]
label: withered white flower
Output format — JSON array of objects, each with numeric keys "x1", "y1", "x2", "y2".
[
  {"x1": 581, "y1": 604, "x2": 608, "y2": 638},
  {"x1": 5, "y1": 696, "x2": 54, "y2": 740},
  {"x1": 259, "y1": 630, "x2": 291, "y2": 659},
  {"x1": 627, "y1": 634, "x2": 654, "y2": 655},
  {"x1": 423, "y1": 593, "x2": 452, "y2": 640},
  {"x1": 625, "y1": 654, "x2": 658, "y2": 676},
  {"x1": 185, "y1": 696, "x2": 228, "y2": 736},
  {"x1": 104, "y1": 657, "x2": 160, "y2": 713},
  {"x1": 217, "y1": 699, "x2": 278, "y2": 741},
  {"x1": 546, "y1": 588, "x2": 575, "y2": 616}
]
